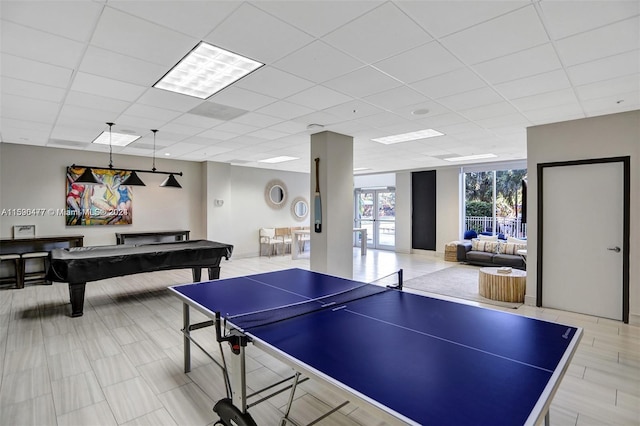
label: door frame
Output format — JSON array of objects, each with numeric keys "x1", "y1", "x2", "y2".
[
  {"x1": 354, "y1": 187, "x2": 396, "y2": 250},
  {"x1": 537, "y1": 156, "x2": 630, "y2": 323}
]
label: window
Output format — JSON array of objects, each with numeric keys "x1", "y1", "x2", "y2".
[{"x1": 463, "y1": 167, "x2": 527, "y2": 239}]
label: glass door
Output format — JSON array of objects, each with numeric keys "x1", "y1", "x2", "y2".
[{"x1": 354, "y1": 188, "x2": 395, "y2": 250}]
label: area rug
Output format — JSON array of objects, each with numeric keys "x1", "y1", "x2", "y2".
[{"x1": 403, "y1": 265, "x2": 522, "y2": 309}]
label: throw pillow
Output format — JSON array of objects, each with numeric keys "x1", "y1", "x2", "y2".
[
  {"x1": 500, "y1": 242, "x2": 528, "y2": 255},
  {"x1": 478, "y1": 234, "x2": 498, "y2": 241},
  {"x1": 472, "y1": 239, "x2": 500, "y2": 253},
  {"x1": 507, "y1": 236, "x2": 527, "y2": 244}
]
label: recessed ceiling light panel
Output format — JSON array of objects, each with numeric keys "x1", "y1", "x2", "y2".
[
  {"x1": 92, "y1": 131, "x2": 141, "y2": 146},
  {"x1": 258, "y1": 156, "x2": 299, "y2": 164},
  {"x1": 443, "y1": 153, "x2": 497, "y2": 162},
  {"x1": 372, "y1": 129, "x2": 444, "y2": 144},
  {"x1": 153, "y1": 41, "x2": 264, "y2": 99}
]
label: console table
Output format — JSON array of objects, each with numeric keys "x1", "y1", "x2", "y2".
[{"x1": 115, "y1": 230, "x2": 190, "y2": 245}]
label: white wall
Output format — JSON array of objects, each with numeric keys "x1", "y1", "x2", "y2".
[
  {"x1": 0, "y1": 143, "x2": 204, "y2": 246},
  {"x1": 0, "y1": 144, "x2": 310, "y2": 256},
  {"x1": 527, "y1": 110, "x2": 639, "y2": 324},
  {"x1": 224, "y1": 165, "x2": 309, "y2": 258}
]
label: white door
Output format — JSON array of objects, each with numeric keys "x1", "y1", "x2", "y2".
[{"x1": 542, "y1": 162, "x2": 624, "y2": 320}]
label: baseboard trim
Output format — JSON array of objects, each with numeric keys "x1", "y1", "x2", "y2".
[
  {"x1": 524, "y1": 295, "x2": 537, "y2": 306},
  {"x1": 629, "y1": 312, "x2": 640, "y2": 326}
]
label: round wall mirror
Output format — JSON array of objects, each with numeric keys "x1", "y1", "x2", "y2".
[
  {"x1": 291, "y1": 196, "x2": 309, "y2": 221},
  {"x1": 265, "y1": 179, "x2": 288, "y2": 209}
]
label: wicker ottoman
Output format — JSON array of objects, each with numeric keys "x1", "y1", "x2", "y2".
[{"x1": 444, "y1": 241, "x2": 460, "y2": 262}]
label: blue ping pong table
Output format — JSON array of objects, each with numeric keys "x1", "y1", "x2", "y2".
[{"x1": 170, "y1": 268, "x2": 582, "y2": 426}]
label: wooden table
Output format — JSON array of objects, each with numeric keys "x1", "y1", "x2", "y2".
[
  {"x1": 0, "y1": 235, "x2": 84, "y2": 254},
  {"x1": 291, "y1": 228, "x2": 367, "y2": 260},
  {"x1": 478, "y1": 267, "x2": 527, "y2": 303}
]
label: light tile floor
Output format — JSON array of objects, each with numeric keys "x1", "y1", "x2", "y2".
[{"x1": 0, "y1": 250, "x2": 638, "y2": 425}]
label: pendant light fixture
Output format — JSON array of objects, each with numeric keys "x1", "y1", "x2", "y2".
[
  {"x1": 74, "y1": 167, "x2": 101, "y2": 184},
  {"x1": 72, "y1": 123, "x2": 183, "y2": 188}
]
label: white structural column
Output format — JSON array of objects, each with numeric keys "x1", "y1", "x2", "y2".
[{"x1": 310, "y1": 131, "x2": 354, "y2": 279}]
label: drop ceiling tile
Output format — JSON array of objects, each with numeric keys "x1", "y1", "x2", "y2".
[
  {"x1": 413, "y1": 112, "x2": 468, "y2": 129},
  {"x1": 374, "y1": 41, "x2": 464, "y2": 84},
  {"x1": 1, "y1": 126, "x2": 50, "y2": 145},
  {"x1": 91, "y1": 7, "x2": 198, "y2": 66},
  {"x1": 49, "y1": 126, "x2": 101, "y2": 144},
  {"x1": 566, "y1": 50, "x2": 640, "y2": 86},
  {"x1": 273, "y1": 41, "x2": 365, "y2": 83},
  {"x1": 323, "y1": 100, "x2": 384, "y2": 121},
  {"x1": 582, "y1": 91, "x2": 639, "y2": 116},
  {"x1": 65, "y1": 92, "x2": 131, "y2": 115},
  {"x1": 57, "y1": 104, "x2": 117, "y2": 126},
  {"x1": 232, "y1": 112, "x2": 283, "y2": 129},
  {"x1": 411, "y1": 67, "x2": 487, "y2": 99},
  {"x1": 1, "y1": 21, "x2": 86, "y2": 68},
  {"x1": 79, "y1": 46, "x2": 167, "y2": 87},
  {"x1": 394, "y1": 101, "x2": 452, "y2": 120},
  {"x1": 323, "y1": 67, "x2": 402, "y2": 99},
  {"x1": 1, "y1": 93, "x2": 60, "y2": 124},
  {"x1": 108, "y1": 0, "x2": 239, "y2": 39},
  {"x1": 323, "y1": 2, "x2": 430, "y2": 64},
  {"x1": 460, "y1": 101, "x2": 520, "y2": 121},
  {"x1": 204, "y1": 3, "x2": 314, "y2": 64},
  {"x1": 356, "y1": 111, "x2": 408, "y2": 128},
  {"x1": 396, "y1": 0, "x2": 529, "y2": 38},
  {"x1": 167, "y1": 113, "x2": 222, "y2": 129},
  {"x1": 158, "y1": 123, "x2": 204, "y2": 138},
  {"x1": 235, "y1": 66, "x2": 315, "y2": 99},
  {"x1": 437, "y1": 87, "x2": 504, "y2": 111},
  {"x1": 210, "y1": 87, "x2": 277, "y2": 112},
  {"x1": 102, "y1": 119, "x2": 150, "y2": 137},
  {"x1": 511, "y1": 88, "x2": 580, "y2": 111},
  {"x1": 291, "y1": 110, "x2": 344, "y2": 128},
  {"x1": 575, "y1": 74, "x2": 640, "y2": 101},
  {"x1": 214, "y1": 121, "x2": 259, "y2": 135},
  {"x1": 0, "y1": 54, "x2": 73, "y2": 88},
  {"x1": 285, "y1": 85, "x2": 352, "y2": 111},
  {"x1": 194, "y1": 129, "x2": 238, "y2": 141},
  {"x1": 137, "y1": 89, "x2": 203, "y2": 113},
  {"x1": 1, "y1": 0, "x2": 102, "y2": 42},
  {"x1": 523, "y1": 102, "x2": 585, "y2": 124},
  {"x1": 555, "y1": 17, "x2": 640, "y2": 66},
  {"x1": 122, "y1": 104, "x2": 183, "y2": 123},
  {"x1": 440, "y1": 5, "x2": 549, "y2": 65},
  {"x1": 363, "y1": 86, "x2": 430, "y2": 111},
  {"x1": 472, "y1": 43, "x2": 562, "y2": 85},
  {"x1": 266, "y1": 121, "x2": 308, "y2": 135},
  {"x1": 247, "y1": 129, "x2": 290, "y2": 140},
  {"x1": 474, "y1": 113, "x2": 531, "y2": 129},
  {"x1": 494, "y1": 69, "x2": 572, "y2": 100},
  {"x1": 70, "y1": 72, "x2": 147, "y2": 102},
  {"x1": 540, "y1": 0, "x2": 640, "y2": 40},
  {"x1": 1, "y1": 77, "x2": 66, "y2": 103},
  {"x1": 2, "y1": 117, "x2": 51, "y2": 133},
  {"x1": 252, "y1": 1, "x2": 382, "y2": 37},
  {"x1": 256, "y1": 100, "x2": 315, "y2": 120}
]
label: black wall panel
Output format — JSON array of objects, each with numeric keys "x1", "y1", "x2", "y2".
[{"x1": 412, "y1": 170, "x2": 436, "y2": 250}]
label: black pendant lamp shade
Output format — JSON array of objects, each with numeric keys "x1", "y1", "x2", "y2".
[
  {"x1": 160, "y1": 174, "x2": 182, "y2": 188},
  {"x1": 121, "y1": 170, "x2": 146, "y2": 186},
  {"x1": 73, "y1": 125, "x2": 182, "y2": 188},
  {"x1": 75, "y1": 167, "x2": 101, "y2": 185}
]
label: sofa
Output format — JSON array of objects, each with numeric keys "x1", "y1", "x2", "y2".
[{"x1": 456, "y1": 237, "x2": 526, "y2": 270}]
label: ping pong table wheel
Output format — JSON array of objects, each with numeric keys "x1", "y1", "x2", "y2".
[{"x1": 213, "y1": 398, "x2": 258, "y2": 426}]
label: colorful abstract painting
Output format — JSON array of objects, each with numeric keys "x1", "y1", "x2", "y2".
[{"x1": 66, "y1": 167, "x2": 133, "y2": 226}]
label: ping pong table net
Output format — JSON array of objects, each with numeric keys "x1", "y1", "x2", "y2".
[{"x1": 227, "y1": 272, "x2": 402, "y2": 333}]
